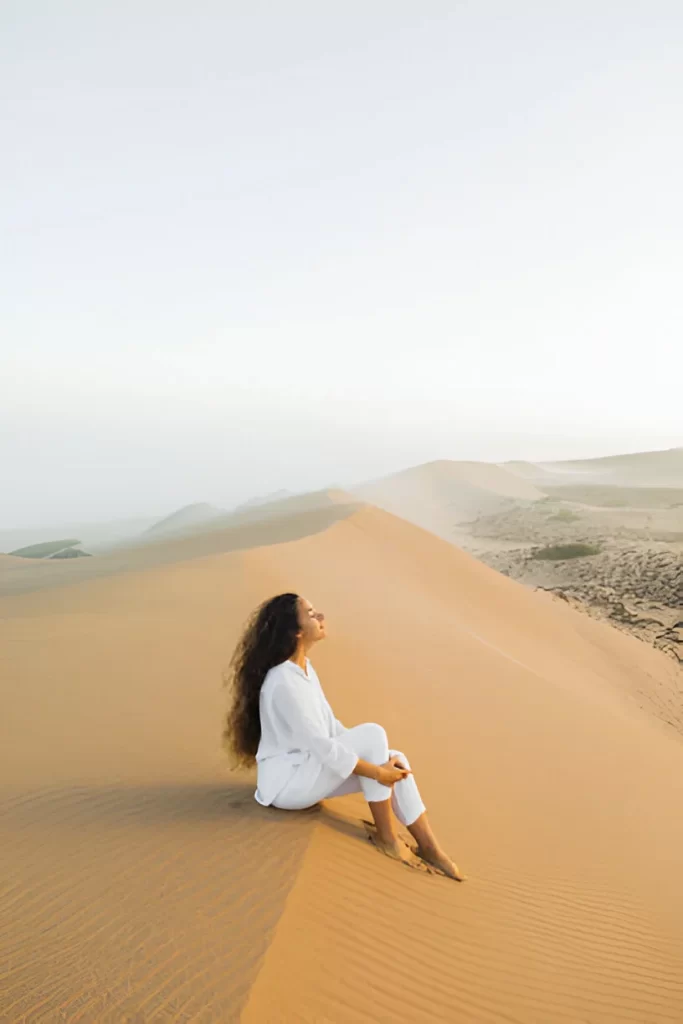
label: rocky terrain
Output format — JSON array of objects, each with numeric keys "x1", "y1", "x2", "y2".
[
  {"x1": 470, "y1": 541, "x2": 683, "y2": 664},
  {"x1": 460, "y1": 487, "x2": 682, "y2": 664},
  {"x1": 467, "y1": 494, "x2": 683, "y2": 545},
  {"x1": 348, "y1": 453, "x2": 683, "y2": 667}
]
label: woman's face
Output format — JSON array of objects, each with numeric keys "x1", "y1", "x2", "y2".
[{"x1": 297, "y1": 596, "x2": 326, "y2": 645}]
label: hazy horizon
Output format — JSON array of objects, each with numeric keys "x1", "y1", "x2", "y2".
[
  {"x1": 2, "y1": 442, "x2": 682, "y2": 535},
  {"x1": 4, "y1": 3, "x2": 682, "y2": 529}
]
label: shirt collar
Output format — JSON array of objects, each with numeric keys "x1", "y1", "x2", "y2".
[{"x1": 286, "y1": 657, "x2": 311, "y2": 680}]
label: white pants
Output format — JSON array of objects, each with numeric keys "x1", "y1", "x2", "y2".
[{"x1": 272, "y1": 723, "x2": 426, "y2": 827}]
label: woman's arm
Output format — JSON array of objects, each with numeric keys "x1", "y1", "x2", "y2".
[
  {"x1": 354, "y1": 757, "x2": 411, "y2": 786},
  {"x1": 353, "y1": 758, "x2": 381, "y2": 781},
  {"x1": 271, "y1": 680, "x2": 411, "y2": 787}
]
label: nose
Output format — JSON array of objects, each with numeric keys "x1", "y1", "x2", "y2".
[{"x1": 315, "y1": 611, "x2": 325, "y2": 622}]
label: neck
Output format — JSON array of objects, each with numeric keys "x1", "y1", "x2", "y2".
[{"x1": 289, "y1": 644, "x2": 309, "y2": 670}]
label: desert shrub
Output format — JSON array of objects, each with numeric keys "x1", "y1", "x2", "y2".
[
  {"x1": 547, "y1": 509, "x2": 580, "y2": 523},
  {"x1": 532, "y1": 543, "x2": 600, "y2": 561}
]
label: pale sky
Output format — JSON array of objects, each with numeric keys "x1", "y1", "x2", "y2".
[{"x1": 3, "y1": 1, "x2": 682, "y2": 528}]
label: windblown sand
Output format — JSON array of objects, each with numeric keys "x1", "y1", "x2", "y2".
[
  {"x1": 2, "y1": 503, "x2": 683, "y2": 1022},
  {"x1": 355, "y1": 459, "x2": 544, "y2": 535}
]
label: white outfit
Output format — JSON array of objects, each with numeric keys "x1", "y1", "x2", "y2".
[{"x1": 255, "y1": 659, "x2": 426, "y2": 827}]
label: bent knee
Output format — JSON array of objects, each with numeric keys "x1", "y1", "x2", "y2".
[{"x1": 357, "y1": 722, "x2": 389, "y2": 762}]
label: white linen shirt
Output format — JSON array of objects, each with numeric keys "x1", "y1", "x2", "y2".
[{"x1": 254, "y1": 658, "x2": 358, "y2": 807}]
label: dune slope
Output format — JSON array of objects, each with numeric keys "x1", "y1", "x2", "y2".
[{"x1": 2, "y1": 504, "x2": 683, "y2": 1022}]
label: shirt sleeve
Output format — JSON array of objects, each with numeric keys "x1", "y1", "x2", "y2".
[{"x1": 272, "y1": 678, "x2": 358, "y2": 779}]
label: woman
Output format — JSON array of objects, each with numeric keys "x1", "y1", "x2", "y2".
[{"x1": 224, "y1": 592, "x2": 464, "y2": 880}]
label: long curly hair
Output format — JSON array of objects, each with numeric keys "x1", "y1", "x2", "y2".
[{"x1": 223, "y1": 592, "x2": 301, "y2": 767}]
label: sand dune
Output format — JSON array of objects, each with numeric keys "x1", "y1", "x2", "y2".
[
  {"x1": 2, "y1": 502, "x2": 683, "y2": 1021},
  {"x1": 504, "y1": 446, "x2": 683, "y2": 489},
  {"x1": 354, "y1": 460, "x2": 543, "y2": 541}
]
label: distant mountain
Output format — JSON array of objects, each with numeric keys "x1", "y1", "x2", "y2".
[
  {"x1": 144, "y1": 502, "x2": 229, "y2": 537},
  {"x1": 84, "y1": 491, "x2": 358, "y2": 558},
  {"x1": 233, "y1": 489, "x2": 294, "y2": 513}
]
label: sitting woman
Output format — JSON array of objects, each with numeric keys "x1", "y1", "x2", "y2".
[{"x1": 223, "y1": 592, "x2": 464, "y2": 880}]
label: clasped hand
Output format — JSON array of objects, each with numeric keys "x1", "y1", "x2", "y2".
[{"x1": 375, "y1": 755, "x2": 411, "y2": 786}]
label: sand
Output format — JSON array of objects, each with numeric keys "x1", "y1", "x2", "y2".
[{"x1": 2, "y1": 503, "x2": 683, "y2": 1022}]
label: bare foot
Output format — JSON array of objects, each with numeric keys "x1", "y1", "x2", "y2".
[
  {"x1": 368, "y1": 832, "x2": 428, "y2": 869},
  {"x1": 362, "y1": 820, "x2": 418, "y2": 854},
  {"x1": 416, "y1": 846, "x2": 467, "y2": 881}
]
